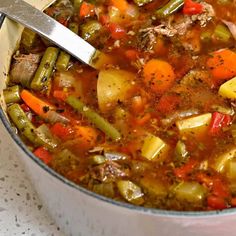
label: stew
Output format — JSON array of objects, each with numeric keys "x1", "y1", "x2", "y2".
[{"x1": 4, "y1": 0, "x2": 236, "y2": 211}]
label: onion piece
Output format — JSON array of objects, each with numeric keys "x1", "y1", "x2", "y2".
[
  {"x1": 222, "y1": 20, "x2": 236, "y2": 40},
  {"x1": 46, "y1": 110, "x2": 69, "y2": 124}
]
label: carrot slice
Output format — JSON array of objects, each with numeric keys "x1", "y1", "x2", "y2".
[
  {"x1": 34, "y1": 146, "x2": 52, "y2": 164},
  {"x1": 21, "y1": 89, "x2": 54, "y2": 118},
  {"x1": 207, "y1": 49, "x2": 236, "y2": 84},
  {"x1": 110, "y1": 0, "x2": 129, "y2": 12},
  {"x1": 79, "y1": 2, "x2": 95, "y2": 19},
  {"x1": 143, "y1": 59, "x2": 176, "y2": 95}
]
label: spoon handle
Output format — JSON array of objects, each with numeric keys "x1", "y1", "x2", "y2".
[{"x1": 0, "y1": 0, "x2": 98, "y2": 68}]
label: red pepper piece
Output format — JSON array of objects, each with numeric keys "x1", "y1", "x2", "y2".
[
  {"x1": 212, "y1": 178, "x2": 230, "y2": 198},
  {"x1": 34, "y1": 147, "x2": 52, "y2": 164},
  {"x1": 174, "y1": 159, "x2": 197, "y2": 180},
  {"x1": 209, "y1": 112, "x2": 231, "y2": 135},
  {"x1": 108, "y1": 23, "x2": 126, "y2": 40},
  {"x1": 183, "y1": 0, "x2": 203, "y2": 15},
  {"x1": 50, "y1": 122, "x2": 74, "y2": 140}
]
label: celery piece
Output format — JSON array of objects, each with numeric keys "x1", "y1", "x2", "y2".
[
  {"x1": 219, "y1": 77, "x2": 236, "y2": 99},
  {"x1": 176, "y1": 113, "x2": 212, "y2": 132},
  {"x1": 173, "y1": 181, "x2": 206, "y2": 203},
  {"x1": 214, "y1": 24, "x2": 232, "y2": 42},
  {"x1": 175, "y1": 140, "x2": 189, "y2": 163},
  {"x1": 117, "y1": 180, "x2": 144, "y2": 205},
  {"x1": 213, "y1": 147, "x2": 236, "y2": 173},
  {"x1": 36, "y1": 124, "x2": 58, "y2": 150},
  {"x1": 141, "y1": 134, "x2": 168, "y2": 161}
]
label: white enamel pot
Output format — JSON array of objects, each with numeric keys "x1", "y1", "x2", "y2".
[{"x1": 0, "y1": 1, "x2": 236, "y2": 236}]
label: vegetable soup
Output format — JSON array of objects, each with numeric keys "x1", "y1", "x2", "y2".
[{"x1": 4, "y1": 0, "x2": 236, "y2": 211}]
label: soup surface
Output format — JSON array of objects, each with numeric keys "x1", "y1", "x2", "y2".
[{"x1": 4, "y1": 0, "x2": 236, "y2": 211}]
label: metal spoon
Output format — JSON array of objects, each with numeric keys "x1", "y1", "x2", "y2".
[{"x1": 0, "y1": 0, "x2": 107, "y2": 69}]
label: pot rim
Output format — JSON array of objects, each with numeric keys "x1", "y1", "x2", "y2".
[{"x1": 1, "y1": 15, "x2": 236, "y2": 218}]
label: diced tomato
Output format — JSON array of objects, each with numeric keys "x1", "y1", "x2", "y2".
[
  {"x1": 50, "y1": 122, "x2": 74, "y2": 140},
  {"x1": 79, "y1": 2, "x2": 95, "y2": 19},
  {"x1": 209, "y1": 112, "x2": 231, "y2": 135},
  {"x1": 174, "y1": 159, "x2": 197, "y2": 180},
  {"x1": 212, "y1": 178, "x2": 230, "y2": 198},
  {"x1": 108, "y1": 23, "x2": 126, "y2": 40},
  {"x1": 183, "y1": 0, "x2": 203, "y2": 15},
  {"x1": 207, "y1": 195, "x2": 227, "y2": 210},
  {"x1": 33, "y1": 147, "x2": 52, "y2": 164}
]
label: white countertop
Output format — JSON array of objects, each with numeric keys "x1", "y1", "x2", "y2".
[{"x1": 0, "y1": 121, "x2": 65, "y2": 236}]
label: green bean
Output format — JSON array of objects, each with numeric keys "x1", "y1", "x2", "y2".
[
  {"x1": 21, "y1": 28, "x2": 37, "y2": 50},
  {"x1": 214, "y1": 24, "x2": 232, "y2": 42},
  {"x1": 56, "y1": 23, "x2": 79, "y2": 71},
  {"x1": 175, "y1": 140, "x2": 189, "y2": 163},
  {"x1": 3, "y1": 85, "x2": 21, "y2": 104},
  {"x1": 155, "y1": 0, "x2": 184, "y2": 18},
  {"x1": 56, "y1": 51, "x2": 71, "y2": 71},
  {"x1": 31, "y1": 47, "x2": 59, "y2": 92},
  {"x1": 133, "y1": 0, "x2": 153, "y2": 6},
  {"x1": 66, "y1": 95, "x2": 121, "y2": 141},
  {"x1": 7, "y1": 103, "x2": 43, "y2": 146},
  {"x1": 80, "y1": 20, "x2": 102, "y2": 43}
]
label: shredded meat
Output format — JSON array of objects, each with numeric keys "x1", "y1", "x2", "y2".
[
  {"x1": 10, "y1": 53, "x2": 41, "y2": 86},
  {"x1": 90, "y1": 161, "x2": 130, "y2": 183},
  {"x1": 139, "y1": 2, "x2": 215, "y2": 49}
]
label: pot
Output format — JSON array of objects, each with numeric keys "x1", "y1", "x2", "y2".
[{"x1": 0, "y1": 1, "x2": 236, "y2": 236}]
